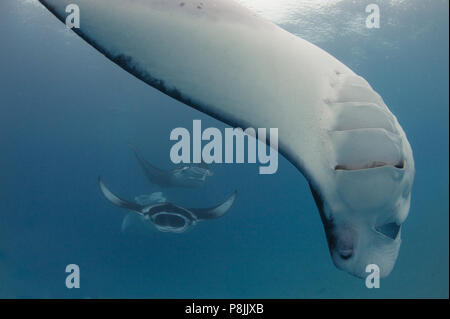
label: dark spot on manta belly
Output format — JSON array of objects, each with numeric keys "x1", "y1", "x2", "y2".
[
  {"x1": 179, "y1": 1, "x2": 202, "y2": 10},
  {"x1": 112, "y1": 54, "x2": 188, "y2": 104}
]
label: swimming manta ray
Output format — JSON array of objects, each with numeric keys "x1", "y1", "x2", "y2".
[
  {"x1": 38, "y1": 0, "x2": 415, "y2": 278},
  {"x1": 99, "y1": 177, "x2": 237, "y2": 233},
  {"x1": 130, "y1": 145, "x2": 213, "y2": 188}
]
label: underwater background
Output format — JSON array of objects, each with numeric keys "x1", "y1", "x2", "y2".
[{"x1": 0, "y1": 0, "x2": 448, "y2": 298}]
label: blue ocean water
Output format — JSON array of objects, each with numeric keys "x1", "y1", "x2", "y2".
[{"x1": 0, "y1": 0, "x2": 448, "y2": 298}]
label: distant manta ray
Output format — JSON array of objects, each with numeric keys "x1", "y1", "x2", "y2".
[
  {"x1": 130, "y1": 145, "x2": 213, "y2": 188},
  {"x1": 99, "y1": 177, "x2": 237, "y2": 233},
  {"x1": 38, "y1": 0, "x2": 415, "y2": 278}
]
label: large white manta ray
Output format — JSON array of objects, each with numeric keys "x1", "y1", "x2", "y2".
[{"x1": 37, "y1": 0, "x2": 415, "y2": 278}]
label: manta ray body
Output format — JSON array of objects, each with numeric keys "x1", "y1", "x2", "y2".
[
  {"x1": 130, "y1": 145, "x2": 213, "y2": 188},
  {"x1": 38, "y1": 0, "x2": 415, "y2": 278},
  {"x1": 99, "y1": 178, "x2": 237, "y2": 233}
]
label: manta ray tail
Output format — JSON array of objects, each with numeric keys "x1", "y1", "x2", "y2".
[
  {"x1": 190, "y1": 191, "x2": 238, "y2": 220},
  {"x1": 98, "y1": 177, "x2": 145, "y2": 214}
]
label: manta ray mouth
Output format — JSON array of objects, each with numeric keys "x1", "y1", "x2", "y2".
[{"x1": 152, "y1": 212, "x2": 192, "y2": 233}]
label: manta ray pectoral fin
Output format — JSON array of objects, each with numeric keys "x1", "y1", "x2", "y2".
[
  {"x1": 190, "y1": 190, "x2": 237, "y2": 220},
  {"x1": 98, "y1": 177, "x2": 145, "y2": 214},
  {"x1": 128, "y1": 144, "x2": 172, "y2": 187}
]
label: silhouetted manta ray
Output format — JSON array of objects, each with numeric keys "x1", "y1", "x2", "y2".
[
  {"x1": 99, "y1": 177, "x2": 237, "y2": 233},
  {"x1": 38, "y1": 0, "x2": 415, "y2": 278},
  {"x1": 130, "y1": 145, "x2": 213, "y2": 188}
]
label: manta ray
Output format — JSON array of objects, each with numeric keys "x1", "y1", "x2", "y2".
[
  {"x1": 99, "y1": 178, "x2": 237, "y2": 233},
  {"x1": 130, "y1": 145, "x2": 213, "y2": 188},
  {"x1": 38, "y1": 0, "x2": 415, "y2": 278}
]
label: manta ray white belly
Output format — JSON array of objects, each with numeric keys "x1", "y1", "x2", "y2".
[{"x1": 38, "y1": 0, "x2": 414, "y2": 278}]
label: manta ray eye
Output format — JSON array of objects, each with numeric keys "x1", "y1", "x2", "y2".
[{"x1": 375, "y1": 222, "x2": 401, "y2": 240}]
